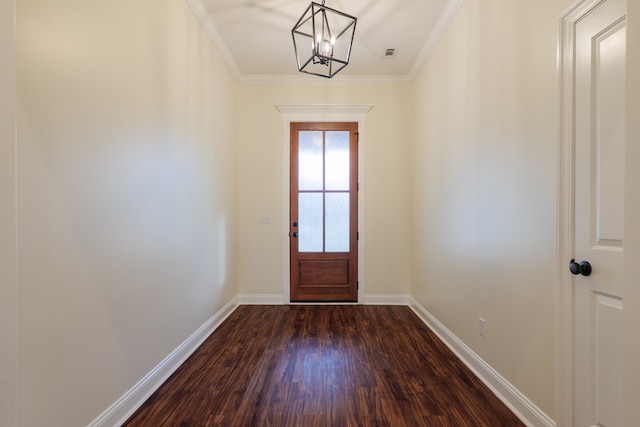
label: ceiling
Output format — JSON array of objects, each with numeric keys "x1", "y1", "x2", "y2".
[{"x1": 189, "y1": 0, "x2": 462, "y2": 84}]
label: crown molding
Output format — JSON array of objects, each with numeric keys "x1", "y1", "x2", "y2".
[
  {"x1": 187, "y1": 0, "x2": 464, "y2": 86},
  {"x1": 240, "y1": 73, "x2": 410, "y2": 85},
  {"x1": 407, "y1": 0, "x2": 465, "y2": 83},
  {"x1": 186, "y1": 0, "x2": 242, "y2": 83}
]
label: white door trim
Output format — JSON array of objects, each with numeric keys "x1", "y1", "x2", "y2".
[
  {"x1": 0, "y1": 0, "x2": 17, "y2": 424},
  {"x1": 276, "y1": 105, "x2": 372, "y2": 303}
]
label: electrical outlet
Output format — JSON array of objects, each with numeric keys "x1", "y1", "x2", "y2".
[{"x1": 478, "y1": 317, "x2": 485, "y2": 337}]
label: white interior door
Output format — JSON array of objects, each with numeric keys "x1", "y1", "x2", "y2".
[{"x1": 573, "y1": 0, "x2": 626, "y2": 425}]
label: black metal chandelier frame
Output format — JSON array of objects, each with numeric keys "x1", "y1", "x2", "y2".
[{"x1": 291, "y1": 0, "x2": 357, "y2": 78}]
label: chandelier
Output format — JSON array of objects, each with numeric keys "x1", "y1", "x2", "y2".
[{"x1": 291, "y1": 0, "x2": 357, "y2": 78}]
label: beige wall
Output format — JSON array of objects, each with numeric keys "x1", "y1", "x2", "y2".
[
  {"x1": 408, "y1": 0, "x2": 574, "y2": 417},
  {"x1": 16, "y1": 1, "x2": 238, "y2": 426},
  {"x1": 9, "y1": 0, "x2": 640, "y2": 425},
  {"x1": 237, "y1": 84, "x2": 411, "y2": 298},
  {"x1": 624, "y1": 0, "x2": 640, "y2": 423},
  {"x1": 0, "y1": 0, "x2": 17, "y2": 425}
]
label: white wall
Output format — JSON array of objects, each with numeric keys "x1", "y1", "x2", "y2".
[
  {"x1": 237, "y1": 84, "x2": 411, "y2": 298},
  {"x1": 0, "y1": 0, "x2": 17, "y2": 425},
  {"x1": 624, "y1": 0, "x2": 640, "y2": 423},
  {"x1": 16, "y1": 1, "x2": 238, "y2": 426},
  {"x1": 408, "y1": 0, "x2": 573, "y2": 418}
]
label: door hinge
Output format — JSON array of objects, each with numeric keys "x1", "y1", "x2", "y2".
[
  {"x1": 357, "y1": 281, "x2": 359, "y2": 289},
  {"x1": 357, "y1": 231, "x2": 359, "y2": 240},
  {"x1": 355, "y1": 132, "x2": 359, "y2": 143}
]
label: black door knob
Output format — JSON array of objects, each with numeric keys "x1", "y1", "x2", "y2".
[{"x1": 569, "y1": 259, "x2": 592, "y2": 276}]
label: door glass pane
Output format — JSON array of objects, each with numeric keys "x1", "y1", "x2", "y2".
[
  {"x1": 298, "y1": 131, "x2": 323, "y2": 191},
  {"x1": 325, "y1": 192, "x2": 349, "y2": 252},
  {"x1": 325, "y1": 131, "x2": 350, "y2": 191},
  {"x1": 299, "y1": 192, "x2": 323, "y2": 252}
]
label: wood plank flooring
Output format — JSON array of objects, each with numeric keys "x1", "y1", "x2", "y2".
[{"x1": 124, "y1": 305, "x2": 524, "y2": 426}]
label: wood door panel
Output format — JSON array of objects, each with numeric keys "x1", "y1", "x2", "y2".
[
  {"x1": 299, "y1": 259, "x2": 349, "y2": 285},
  {"x1": 294, "y1": 285, "x2": 356, "y2": 301}
]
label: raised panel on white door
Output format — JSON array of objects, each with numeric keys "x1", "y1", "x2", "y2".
[
  {"x1": 593, "y1": 21, "x2": 625, "y2": 249},
  {"x1": 594, "y1": 294, "x2": 623, "y2": 427}
]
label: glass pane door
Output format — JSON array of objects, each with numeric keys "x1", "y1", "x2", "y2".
[
  {"x1": 289, "y1": 121, "x2": 358, "y2": 302},
  {"x1": 297, "y1": 130, "x2": 350, "y2": 253}
]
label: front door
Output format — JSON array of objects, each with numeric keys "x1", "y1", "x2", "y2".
[
  {"x1": 572, "y1": 0, "x2": 626, "y2": 424},
  {"x1": 289, "y1": 122, "x2": 358, "y2": 302}
]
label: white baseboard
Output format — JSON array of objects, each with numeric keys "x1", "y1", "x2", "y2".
[
  {"x1": 408, "y1": 297, "x2": 555, "y2": 427},
  {"x1": 363, "y1": 294, "x2": 410, "y2": 305},
  {"x1": 238, "y1": 293, "x2": 285, "y2": 305},
  {"x1": 237, "y1": 293, "x2": 410, "y2": 305},
  {"x1": 88, "y1": 296, "x2": 240, "y2": 427}
]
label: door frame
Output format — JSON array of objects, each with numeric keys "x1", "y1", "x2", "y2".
[
  {"x1": 557, "y1": 1, "x2": 623, "y2": 425},
  {"x1": 277, "y1": 105, "x2": 371, "y2": 303},
  {"x1": 0, "y1": 0, "x2": 17, "y2": 424}
]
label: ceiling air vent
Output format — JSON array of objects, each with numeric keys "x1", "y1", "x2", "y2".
[{"x1": 384, "y1": 48, "x2": 397, "y2": 59}]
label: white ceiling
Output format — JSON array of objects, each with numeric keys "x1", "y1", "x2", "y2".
[{"x1": 188, "y1": 0, "x2": 462, "y2": 83}]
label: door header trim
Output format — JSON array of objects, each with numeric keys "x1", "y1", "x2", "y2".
[{"x1": 276, "y1": 105, "x2": 372, "y2": 123}]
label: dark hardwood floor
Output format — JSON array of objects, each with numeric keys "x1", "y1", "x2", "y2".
[{"x1": 124, "y1": 305, "x2": 524, "y2": 426}]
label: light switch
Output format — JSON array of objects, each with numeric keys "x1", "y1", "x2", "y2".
[{"x1": 260, "y1": 213, "x2": 271, "y2": 224}]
